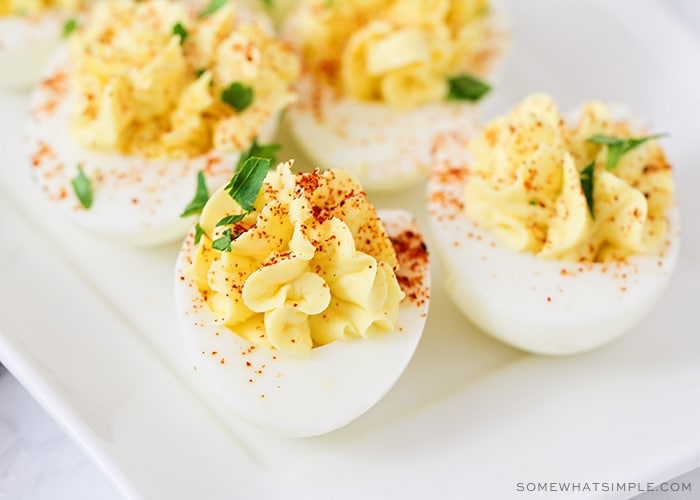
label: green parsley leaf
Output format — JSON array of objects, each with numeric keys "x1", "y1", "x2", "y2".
[
  {"x1": 172, "y1": 22, "x2": 189, "y2": 45},
  {"x1": 260, "y1": 0, "x2": 273, "y2": 6},
  {"x1": 587, "y1": 133, "x2": 668, "y2": 171},
  {"x1": 476, "y1": 3, "x2": 491, "y2": 16},
  {"x1": 209, "y1": 156, "x2": 272, "y2": 252},
  {"x1": 216, "y1": 213, "x2": 247, "y2": 226},
  {"x1": 194, "y1": 223, "x2": 205, "y2": 245},
  {"x1": 221, "y1": 82, "x2": 254, "y2": 112},
  {"x1": 212, "y1": 228, "x2": 233, "y2": 252},
  {"x1": 580, "y1": 161, "x2": 595, "y2": 219},
  {"x1": 194, "y1": 68, "x2": 207, "y2": 78},
  {"x1": 198, "y1": 0, "x2": 228, "y2": 18},
  {"x1": 63, "y1": 18, "x2": 78, "y2": 37},
  {"x1": 236, "y1": 138, "x2": 281, "y2": 171},
  {"x1": 225, "y1": 157, "x2": 271, "y2": 212},
  {"x1": 71, "y1": 165, "x2": 93, "y2": 209},
  {"x1": 447, "y1": 74, "x2": 491, "y2": 102},
  {"x1": 180, "y1": 170, "x2": 210, "y2": 217}
]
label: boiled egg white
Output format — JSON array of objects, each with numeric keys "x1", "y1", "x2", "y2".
[
  {"x1": 0, "y1": 9, "x2": 76, "y2": 89},
  {"x1": 285, "y1": 75, "x2": 482, "y2": 192},
  {"x1": 174, "y1": 209, "x2": 430, "y2": 437},
  {"x1": 427, "y1": 132, "x2": 680, "y2": 355},
  {"x1": 0, "y1": 12, "x2": 63, "y2": 88}
]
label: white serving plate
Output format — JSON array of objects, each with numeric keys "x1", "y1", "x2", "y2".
[{"x1": 1, "y1": 1, "x2": 700, "y2": 498}]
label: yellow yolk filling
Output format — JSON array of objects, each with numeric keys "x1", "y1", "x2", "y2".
[
  {"x1": 464, "y1": 94, "x2": 674, "y2": 262},
  {"x1": 0, "y1": 0, "x2": 80, "y2": 15},
  {"x1": 290, "y1": 0, "x2": 497, "y2": 108},
  {"x1": 69, "y1": 0, "x2": 299, "y2": 158},
  {"x1": 190, "y1": 162, "x2": 405, "y2": 357}
]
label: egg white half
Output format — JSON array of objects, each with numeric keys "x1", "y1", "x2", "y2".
[
  {"x1": 26, "y1": 46, "x2": 278, "y2": 247},
  {"x1": 285, "y1": 73, "x2": 480, "y2": 193},
  {"x1": 174, "y1": 209, "x2": 431, "y2": 437},
  {"x1": 427, "y1": 133, "x2": 680, "y2": 355},
  {"x1": 0, "y1": 11, "x2": 66, "y2": 88}
]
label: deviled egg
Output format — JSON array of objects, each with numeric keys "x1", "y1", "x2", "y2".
[
  {"x1": 427, "y1": 94, "x2": 679, "y2": 355},
  {"x1": 282, "y1": 0, "x2": 507, "y2": 192},
  {"x1": 26, "y1": 0, "x2": 299, "y2": 246},
  {"x1": 0, "y1": 0, "x2": 90, "y2": 88},
  {"x1": 174, "y1": 159, "x2": 430, "y2": 436}
]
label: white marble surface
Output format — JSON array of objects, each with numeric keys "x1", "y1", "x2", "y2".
[
  {"x1": 1, "y1": 1, "x2": 700, "y2": 499},
  {"x1": 0, "y1": 365, "x2": 120, "y2": 500}
]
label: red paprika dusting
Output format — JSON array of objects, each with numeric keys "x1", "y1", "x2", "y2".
[
  {"x1": 390, "y1": 226, "x2": 430, "y2": 306},
  {"x1": 30, "y1": 141, "x2": 55, "y2": 168},
  {"x1": 40, "y1": 69, "x2": 68, "y2": 96}
]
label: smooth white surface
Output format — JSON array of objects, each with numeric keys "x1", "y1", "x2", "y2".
[{"x1": 0, "y1": 1, "x2": 700, "y2": 499}]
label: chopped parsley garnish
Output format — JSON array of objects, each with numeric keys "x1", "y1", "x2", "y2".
[
  {"x1": 62, "y1": 18, "x2": 78, "y2": 37},
  {"x1": 194, "y1": 68, "x2": 207, "y2": 78},
  {"x1": 216, "y1": 213, "x2": 246, "y2": 226},
  {"x1": 260, "y1": 0, "x2": 273, "y2": 6},
  {"x1": 236, "y1": 138, "x2": 281, "y2": 172},
  {"x1": 212, "y1": 228, "x2": 233, "y2": 252},
  {"x1": 194, "y1": 223, "x2": 204, "y2": 244},
  {"x1": 225, "y1": 157, "x2": 271, "y2": 212},
  {"x1": 211, "y1": 157, "x2": 272, "y2": 251},
  {"x1": 580, "y1": 161, "x2": 595, "y2": 219},
  {"x1": 180, "y1": 170, "x2": 210, "y2": 217},
  {"x1": 221, "y1": 82, "x2": 254, "y2": 112},
  {"x1": 476, "y1": 3, "x2": 491, "y2": 16},
  {"x1": 587, "y1": 133, "x2": 668, "y2": 171},
  {"x1": 447, "y1": 74, "x2": 491, "y2": 102},
  {"x1": 172, "y1": 22, "x2": 189, "y2": 45},
  {"x1": 71, "y1": 165, "x2": 93, "y2": 209},
  {"x1": 198, "y1": 0, "x2": 228, "y2": 17}
]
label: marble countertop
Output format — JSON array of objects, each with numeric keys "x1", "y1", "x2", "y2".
[
  {"x1": 0, "y1": 365, "x2": 120, "y2": 500},
  {"x1": 2, "y1": 1, "x2": 700, "y2": 499}
]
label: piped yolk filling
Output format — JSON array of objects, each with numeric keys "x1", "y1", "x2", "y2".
[
  {"x1": 190, "y1": 162, "x2": 405, "y2": 357},
  {"x1": 464, "y1": 94, "x2": 674, "y2": 263}
]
